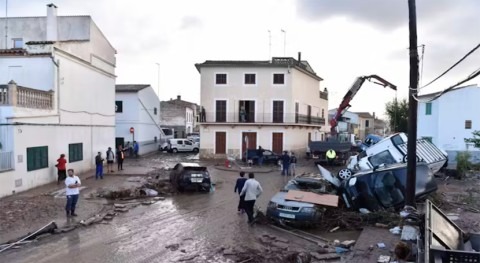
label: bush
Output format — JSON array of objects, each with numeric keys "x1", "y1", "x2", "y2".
[{"x1": 456, "y1": 151, "x2": 472, "y2": 179}]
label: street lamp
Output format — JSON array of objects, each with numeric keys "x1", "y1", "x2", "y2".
[{"x1": 155, "y1": 63, "x2": 160, "y2": 97}]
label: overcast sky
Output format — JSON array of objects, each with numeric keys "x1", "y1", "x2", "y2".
[{"x1": 7, "y1": 0, "x2": 480, "y2": 118}]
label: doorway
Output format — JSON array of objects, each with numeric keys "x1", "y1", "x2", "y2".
[
  {"x1": 239, "y1": 100, "x2": 255, "y2": 123},
  {"x1": 272, "y1": 133, "x2": 283, "y2": 154},
  {"x1": 242, "y1": 132, "x2": 257, "y2": 154}
]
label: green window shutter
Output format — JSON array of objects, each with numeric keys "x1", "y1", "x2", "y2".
[
  {"x1": 426, "y1": 103, "x2": 432, "y2": 115},
  {"x1": 69, "y1": 143, "x2": 83, "y2": 163},
  {"x1": 27, "y1": 146, "x2": 48, "y2": 171}
]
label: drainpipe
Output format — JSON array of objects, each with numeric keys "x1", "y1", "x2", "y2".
[{"x1": 50, "y1": 55, "x2": 61, "y2": 123}]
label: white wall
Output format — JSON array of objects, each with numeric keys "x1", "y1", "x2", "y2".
[
  {"x1": 418, "y1": 86, "x2": 480, "y2": 153},
  {"x1": 0, "y1": 57, "x2": 54, "y2": 90},
  {"x1": 115, "y1": 86, "x2": 161, "y2": 155}
]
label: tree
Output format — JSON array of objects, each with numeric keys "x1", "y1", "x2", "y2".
[
  {"x1": 465, "y1": 130, "x2": 480, "y2": 149},
  {"x1": 385, "y1": 98, "x2": 409, "y2": 133}
]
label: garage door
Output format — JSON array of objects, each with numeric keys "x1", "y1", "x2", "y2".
[
  {"x1": 215, "y1": 132, "x2": 226, "y2": 154},
  {"x1": 272, "y1": 133, "x2": 283, "y2": 154}
]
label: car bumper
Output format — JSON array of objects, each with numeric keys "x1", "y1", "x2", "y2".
[{"x1": 266, "y1": 208, "x2": 321, "y2": 224}]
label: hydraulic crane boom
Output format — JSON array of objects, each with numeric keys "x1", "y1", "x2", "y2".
[{"x1": 330, "y1": 75, "x2": 397, "y2": 136}]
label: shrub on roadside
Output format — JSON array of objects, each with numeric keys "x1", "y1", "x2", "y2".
[{"x1": 456, "y1": 151, "x2": 472, "y2": 179}]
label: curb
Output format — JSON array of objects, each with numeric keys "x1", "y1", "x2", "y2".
[{"x1": 214, "y1": 166, "x2": 273, "y2": 173}]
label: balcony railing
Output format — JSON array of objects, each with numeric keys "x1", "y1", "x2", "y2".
[
  {"x1": 0, "y1": 151, "x2": 14, "y2": 172},
  {"x1": 0, "y1": 81, "x2": 53, "y2": 109},
  {"x1": 320, "y1": 91, "x2": 328, "y2": 100},
  {"x1": 199, "y1": 112, "x2": 326, "y2": 125}
]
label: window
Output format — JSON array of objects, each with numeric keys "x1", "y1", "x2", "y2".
[
  {"x1": 272, "y1": 101, "x2": 284, "y2": 123},
  {"x1": 244, "y1": 74, "x2": 256, "y2": 84},
  {"x1": 215, "y1": 100, "x2": 227, "y2": 122},
  {"x1": 273, "y1": 74, "x2": 285, "y2": 84},
  {"x1": 425, "y1": 103, "x2": 432, "y2": 115},
  {"x1": 177, "y1": 140, "x2": 183, "y2": 145},
  {"x1": 68, "y1": 143, "x2": 83, "y2": 163},
  {"x1": 154, "y1": 107, "x2": 157, "y2": 115},
  {"x1": 27, "y1": 146, "x2": 48, "y2": 171},
  {"x1": 307, "y1": 105, "x2": 312, "y2": 124},
  {"x1": 215, "y1": 73, "x2": 227, "y2": 85},
  {"x1": 13, "y1": 38, "x2": 23, "y2": 49},
  {"x1": 466, "y1": 120, "x2": 472, "y2": 129},
  {"x1": 295, "y1": 102, "x2": 299, "y2": 123},
  {"x1": 239, "y1": 100, "x2": 255, "y2": 123},
  {"x1": 365, "y1": 120, "x2": 370, "y2": 128},
  {"x1": 322, "y1": 109, "x2": 325, "y2": 119},
  {"x1": 185, "y1": 140, "x2": 192, "y2": 145},
  {"x1": 369, "y1": 150, "x2": 396, "y2": 167},
  {"x1": 115, "y1": 101, "x2": 123, "y2": 113}
]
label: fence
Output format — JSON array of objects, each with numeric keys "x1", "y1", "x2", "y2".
[{"x1": 0, "y1": 151, "x2": 14, "y2": 172}]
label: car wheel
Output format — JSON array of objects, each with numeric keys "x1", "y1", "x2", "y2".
[
  {"x1": 172, "y1": 148, "x2": 178, "y2": 153},
  {"x1": 193, "y1": 148, "x2": 199, "y2": 153},
  {"x1": 338, "y1": 168, "x2": 353, "y2": 180}
]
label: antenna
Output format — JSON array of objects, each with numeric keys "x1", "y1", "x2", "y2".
[
  {"x1": 281, "y1": 29, "x2": 286, "y2": 56},
  {"x1": 4, "y1": 0, "x2": 8, "y2": 48},
  {"x1": 268, "y1": 30, "x2": 271, "y2": 60}
]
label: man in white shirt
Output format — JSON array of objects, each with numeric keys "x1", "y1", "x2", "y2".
[
  {"x1": 240, "y1": 173, "x2": 263, "y2": 224},
  {"x1": 65, "y1": 169, "x2": 82, "y2": 217}
]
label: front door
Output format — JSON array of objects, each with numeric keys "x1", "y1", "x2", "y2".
[
  {"x1": 272, "y1": 133, "x2": 283, "y2": 154},
  {"x1": 115, "y1": 137, "x2": 125, "y2": 148},
  {"x1": 242, "y1": 132, "x2": 257, "y2": 154},
  {"x1": 215, "y1": 132, "x2": 227, "y2": 154}
]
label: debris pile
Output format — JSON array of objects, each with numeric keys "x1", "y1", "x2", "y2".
[{"x1": 318, "y1": 208, "x2": 401, "y2": 231}]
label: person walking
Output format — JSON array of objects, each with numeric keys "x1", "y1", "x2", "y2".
[
  {"x1": 133, "y1": 141, "x2": 139, "y2": 158},
  {"x1": 95, "y1": 152, "x2": 104, "y2": 180},
  {"x1": 56, "y1": 154, "x2": 67, "y2": 185},
  {"x1": 281, "y1": 151, "x2": 291, "y2": 176},
  {"x1": 116, "y1": 145, "x2": 125, "y2": 171},
  {"x1": 65, "y1": 169, "x2": 81, "y2": 217},
  {"x1": 106, "y1": 147, "x2": 115, "y2": 173},
  {"x1": 257, "y1": 146, "x2": 264, "y2": 166},
  {"x1": 234, "y1": 171, "x2": 248, "y2": 214},
  {"x1": 240, "y1": 173, "x2": 263, "y2": 225},
  {"x1": 290, "y1": 152, "x2": 297, "y2": 176}
]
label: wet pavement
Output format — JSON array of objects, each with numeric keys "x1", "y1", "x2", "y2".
[{"x1": 1, "y1": 152, "x2": 334, "y2": 262}]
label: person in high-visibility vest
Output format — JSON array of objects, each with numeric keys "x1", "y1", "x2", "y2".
[{"x1": 326, "y1": 149, "x2": 336, "y2": 166}]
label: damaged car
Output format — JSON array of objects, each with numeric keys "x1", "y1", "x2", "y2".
[
  {"x1": 339, "y1": 162, "x2": 438, "y2": 212},
  {"x1": 169, "y1": 163, "x2": 211, "y2": 192},
  {"x1": 266, "y1": 176, "x2": 336, "y2": 226}
]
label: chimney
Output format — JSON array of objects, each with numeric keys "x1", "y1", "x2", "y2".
[
  {"x1": 46, "y1": 4, "x2": 58, "y2": 41},
  {"x1": 297, "y1": 52, "x2": 301, "y2": 63},
  {"x1": 177, "y1": 95, "x2": 181, "y2": 101},
  {"x1": 373, "y1": 112, "x2": 376, "y2": 119}
]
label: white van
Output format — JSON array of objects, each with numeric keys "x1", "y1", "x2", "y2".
[
  {"x1": 168, "y1": 139, "x2": 200, "y2": 153},
  {"x1": 342, "y1": 133, "x2": 447, "y2": 180}
]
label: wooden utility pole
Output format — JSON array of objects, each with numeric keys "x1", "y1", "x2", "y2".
[{"x1": 406, "y1": 0, "x2": 419, "y2": 207}]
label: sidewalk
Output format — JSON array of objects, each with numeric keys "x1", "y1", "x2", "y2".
[{"x1": 0, "y1": 159, "x2": 154, "y2": 244}]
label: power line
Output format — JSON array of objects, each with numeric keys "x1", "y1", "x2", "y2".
[
  {"x1": 413, "y1": 66, "x2": 480, "y2": 103},
  {"x1": 416, "y1": 42, "x2": 480, "y2": 90}
]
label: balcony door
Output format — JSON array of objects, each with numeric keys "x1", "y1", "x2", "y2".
[
  {"x1": 215, "y1": 100, "x2": 226, "y2": 122},
  {"x1": 239, "y1": 100, "x2": 255, "y2": 123},
  {"x1": 272, "y1": 101, "x2": 284, "y2": 123}
]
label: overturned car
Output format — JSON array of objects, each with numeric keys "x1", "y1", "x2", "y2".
[{"x1": 266, "y1": 162, "x2": 437, "y2": 225}]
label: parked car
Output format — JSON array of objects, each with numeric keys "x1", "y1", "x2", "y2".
[
  {"x1": 242, "y1": 149, "x2": 281, "y2": 165},
  {"x1": 266, "y1": 176, "x2": 333, "y2": 226},
  {"x1": 169, "y1": 163, "x2": 211, "y2": 192},
  {"x1": 168, "y1": 139, "x2": 199, "y2": 153},
  {"x1": 339, "y1": 162, "x2": 438, "y2": 211}
]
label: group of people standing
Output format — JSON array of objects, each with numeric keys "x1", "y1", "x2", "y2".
[
  {"x1": 281, "y1": 151, "x2": 297, "y2": 176},
  {"x1": 234, "y1": 172, "x2": 263, "y2": 225}
]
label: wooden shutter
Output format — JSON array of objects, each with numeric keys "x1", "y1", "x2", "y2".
[
  {"x1": 216, "y1": 101, "x2": 226, "y2": 122},
  {"x1": 273, "y1": 101, "x2": 284, "y2": 123},
  {"x1": 215, "y1": 132, "x2": 226, "y2": 154},
  {"x1": 272, "y1": 133, "x2": 283, "y2": 154}
]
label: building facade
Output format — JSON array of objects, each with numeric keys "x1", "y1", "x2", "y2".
[
  {"x1": 160, "y1": 95, "x2": 198, "y2": 138},
  {"x1": 417, "y1": 85, "x2": 480, "y2": 163},
  {"x1": 195, "y1": 56, "x2": 329, "y2": 159},
  {"x1": 0, "y1": 4, "x2": 116, "y2": 197},
  {"x1": 115, "y1": 85, "x2": 161, "y2": 155},
  {"x1": 328, "y1": 109, "x2": 359, "y2": 139},
  {"x1": 355, "y1": 112, "x2": 375, "y2": 140}
]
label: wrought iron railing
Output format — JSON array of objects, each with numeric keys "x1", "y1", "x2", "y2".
[{"x1": 199, "y1": 112, "x2": 325, "y2": 125}]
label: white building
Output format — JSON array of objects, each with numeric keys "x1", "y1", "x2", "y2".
[
  {"x1": 115, "y1": 84, "x2": 161, "y2": 155},
  {"x1": 195, "y1": 55, "x2": 329, "y2": 159},
  {"x1": 328, "y1": 109, "x2": 359, "y2": 136},
  {"x1": 417, "y1": 84, "x2": 480, "y2": 163},
  {"x1": 160, "y1": 95, "x2": 198, "y2": 138},
  {"x1": 0, "y1": 4, "x2": 116, "y2": 197}
]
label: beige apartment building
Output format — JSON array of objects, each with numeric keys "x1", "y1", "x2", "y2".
[{"x1": 195, "y1": 55, "x2": 329, "y2": 159}]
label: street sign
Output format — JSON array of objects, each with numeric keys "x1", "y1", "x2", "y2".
[{"x1": 130, "y1": 127, "x2": 134, "y2": 133}]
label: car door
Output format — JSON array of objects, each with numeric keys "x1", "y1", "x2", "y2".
[
  {"x1": 176, "y1": 140, "x2": 184, "y2": 151},
  {"x1": 184, "y1": 140, "x2": 194, "y2": 151}
]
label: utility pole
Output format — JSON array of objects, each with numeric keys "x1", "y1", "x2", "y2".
[
  {"x1": 281, "y1": 29, "x2": 286, "y2": 56},
  {"x1": 406, "y1": 0, "x2": 419, "y2": 207}
]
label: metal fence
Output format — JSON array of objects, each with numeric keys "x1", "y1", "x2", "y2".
[
  {"x1": 0, "y1": 151, "x2": 14, "y2": 172},
  {"x1": 199, "y1": 112, "x2": 326, "y2": 125}
]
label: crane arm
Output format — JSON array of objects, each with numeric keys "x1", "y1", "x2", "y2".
[{"x1": 329, "y1": 75, "x2": 397, "y2": 136}]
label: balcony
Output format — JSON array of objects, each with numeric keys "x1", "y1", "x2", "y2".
[
  {"x1": 320, "y1": 91, "x2": 328, "y2": 100},
  {"x1": 199, "y1": 112, "x2": 326, "y2": 127},
  {"x1": 0, "y1": 81, "x2": 54, "y2": 109}
]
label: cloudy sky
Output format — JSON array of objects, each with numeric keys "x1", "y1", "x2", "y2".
[{"x1": 7, "y1": 0, "x2": 480, "y2": 118}]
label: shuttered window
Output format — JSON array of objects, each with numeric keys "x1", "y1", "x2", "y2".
[
  {"x1": 215, "y1": 132, "x2": 226, "y2": 154},
  {"x1": 215, "y1": 100, "x2": 227, "y2": 122},
  {"x1": 69, "y1": 143, "x2": 83, "y2": 163},
  {"x1": 273, "y1": 101, "x2": 284, "y2": 123},
  {"x1": 27, "y1": 146, "x2": 48, "y2": 171}
]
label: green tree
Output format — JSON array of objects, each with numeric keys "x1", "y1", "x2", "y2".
[
  {"x1": 465, "y1": 130, "x2": 480, "y2": 149},
  {"x1": 385, "y1": 98, "x2": 409, "y2": 133}
]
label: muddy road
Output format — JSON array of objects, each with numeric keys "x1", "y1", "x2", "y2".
[{"x1": 2, "y1": 153, "x2": 336, "y2": 263}]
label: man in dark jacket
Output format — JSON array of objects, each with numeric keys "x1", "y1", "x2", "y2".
[
  {"x1": 95, "y1": 152, "x2": 104, "y2": 180},
  {"x1": 234, "y1": 172, "x2": 248, "y2": 213},
  {"x1": 281, "y1": 151, "x2": 291, "y2": 176},
  {"x1": 257, "y1": 146, "x2": 264, "y2": 166}
]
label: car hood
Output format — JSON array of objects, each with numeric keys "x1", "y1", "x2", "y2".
[{"x1": 270, "y1": 191, "x2": 315, "y2": 208}]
